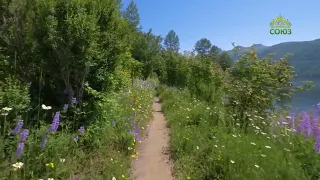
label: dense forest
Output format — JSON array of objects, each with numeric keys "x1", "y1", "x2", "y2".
[{"x1": 0, "y1": 0, "x2": 320, "y2": 179}]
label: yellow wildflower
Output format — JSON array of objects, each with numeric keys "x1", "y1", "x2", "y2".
[{"x1": 45, "y1": 162, "x2": 54, "y2": 168}]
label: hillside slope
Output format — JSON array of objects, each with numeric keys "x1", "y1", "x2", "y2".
[{"x1": 227, "y1": 39, "x2": 320, "y2": 78}]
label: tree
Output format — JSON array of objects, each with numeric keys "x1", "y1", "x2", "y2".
[
  {"x1": 131, "y1": 29, "x2": 163, "y2": 79},
  {"x1": 182, "y1": 50, "x2": 196, "y2": 59},
  {"x1": 218, "y1": 52, "x2": 233, "y2": 70},
  {"x1": 123, "y1": 0, "x2": 140, "y2": 28},
  {"x1": 209, "y1": 45, "x2": 220, "y2": 57},
  {"x1": 164, "y1": 30, "x2": 180, "y2": 52},
  {"x1": 194, "y1": 38, "x2": 212, "y2": 56}
]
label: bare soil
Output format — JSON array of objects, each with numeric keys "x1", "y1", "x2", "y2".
[{"x1": 131, "y1": 98, "x2": 174, "y2": 180}]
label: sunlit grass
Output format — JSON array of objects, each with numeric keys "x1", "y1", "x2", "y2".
[
  {"x1": 160, "y1": 87, "x2": 320, "y2": 180},
  {"x1": 0, "y1": 79, "x2": 156, "y2": 179}
]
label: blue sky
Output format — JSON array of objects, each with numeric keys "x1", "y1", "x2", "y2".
[{"x1": 122, "y1": 0, "x2": 320, "y2": 51}]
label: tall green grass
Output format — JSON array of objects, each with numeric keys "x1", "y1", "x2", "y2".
[
  {"x1": 0, "y1": 79, "x2": 156, "y2": 180},
  {"x1": 159, "y1": 87, "x2": 320, "y2": 180}
]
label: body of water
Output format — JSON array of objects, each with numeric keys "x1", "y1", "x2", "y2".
[{"x1": 289, "y1": 78, "x2": 320, "y2": 113}]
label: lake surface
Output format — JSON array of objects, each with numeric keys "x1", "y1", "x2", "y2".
[{"x1": 289, "y1": 78, "x2": 320, "y2": 113}]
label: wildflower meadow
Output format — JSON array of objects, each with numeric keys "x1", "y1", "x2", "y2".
[
  {"x1": 1, "y1": 0, "x2": 319, "y2": 179},
  {"x1": 157, "y1": 88, "x2": 320, "y2": 180},
  {"x1": 1, "y1": 79, "x2": 156, "y2": 179}
]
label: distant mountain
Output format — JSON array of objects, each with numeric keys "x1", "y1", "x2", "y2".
[
  {"x1": 227, "y1": 39, "x2": 320, "y2": 78},
  {"x1": 227, "y1": 44, "x2": 268, "y2": 59}
]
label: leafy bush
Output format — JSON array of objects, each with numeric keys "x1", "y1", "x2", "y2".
[{"x1": 224, "y1": 50, "x2": 295, "y2": 132}]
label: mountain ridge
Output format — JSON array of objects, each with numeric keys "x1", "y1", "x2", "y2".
[{"x1": 226, "y1": 38, "x2": 320, "y2": 78}]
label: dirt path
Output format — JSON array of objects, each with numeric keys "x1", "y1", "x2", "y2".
[{"x1": 131, "y1": 98, "x2": 173, "y2": 180}]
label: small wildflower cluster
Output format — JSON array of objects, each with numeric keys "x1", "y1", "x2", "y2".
[
  {"x1": 49, "y1": 112, "x2": 60, "y2": 133},
  {"x1": 74, "y1": 126, "x2": 85, "y2": 143},
  {"x1": 1, "y1": 79, "x2": 154, "y2": 179},
  {"x1": 16, "y1": 129, "x2": 29, "y2": 158},
  {"x1": 1, "y1": 107, "x2": 12, "y2": 115},
  {"x1": 277, "y1": 104, "x2": 320, "y2": 152},
  {"x1": 11, "y1": 120, "x2": 23, "y2": 135},
  {"x1": 42, "y1": 104, "x2": 52, "y2": 110},
  {"x1": 12, "y1": 162, "x2": 23, "y2": 171}
]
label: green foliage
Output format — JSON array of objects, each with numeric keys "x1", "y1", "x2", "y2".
[
  {"x1": 217, "y1": 52, "x2": 233, "y2": 70},
  {"x1": 164, "y1": 30, "x2": 180, "y2": 52},
  {"x1": 209, "y1": 45, "x2": 221, "y2": 57},
  {"x1": 0, "y1": 0, "x2": 135, "y2": 119},
  {"x1": 194, "y1": 38, "x2": 212, "y2": 57},
  {"x1": 224, "y1": 49, "x2": 295, "y2": 132},
  {"x1": 0, "y1": 79, "x2": 155, "y2": 179},
  {"x1": 0, "y1": 0, "x2": 157, "y2": 179},
  {"x1": 0, "y1": 0, "x2": 317, "y2": 179},
  {"x1": 160, "y1": 88, "x2": 320, "y2": 180},
  {"x1": 123, "y1": 0, "x2": 140, "y2": 28},
  {"x1": 187, "y1": 59, "x2": 220, "y2": 102},
  {"x1": 0, "y1": 0, "x2": 132, "y2": 112},
  {"x1": 0, "y1": 76, "x2": 30, "y2": 113},
  {"x1": 131, "y1": 29, "x2": 163, "y2": 79},
  {"x1": 155, "y1": 42, "x2": 319, "y2": 180},
  {"x1": 227, "y1": 39, "x2": 320, "y2": 78},
  {"x1": 161, "y1": 52, "x2": 188, "y2": 87}
]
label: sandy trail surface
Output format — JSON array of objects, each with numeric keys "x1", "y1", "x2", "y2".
[{"x1": 131, "y1": 98, "x2": 174, "y2": 180}]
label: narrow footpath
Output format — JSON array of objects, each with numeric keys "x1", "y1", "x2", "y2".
[{"x1": 131, "y1": 98, "x2": 174, "y2": 180}]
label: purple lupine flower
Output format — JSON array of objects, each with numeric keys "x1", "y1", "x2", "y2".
[
  {"x1": 79, "y1": 126, "x2": 85, "y2": 135},
  {"x1": 312, "y1": 116, "x2": 319, "y2": 136},
  {"x1": 303, "y1": 113, "x2": 312, "y2": 138},
  {"x1": 296, "y1": 112, "x2": 305, "y2": 134},
  {"x1": 73, "y1": 136, "x2": 78, "y2": 143},
  {"x1": 49, "y1": 112, "x2": 60, "y2": 133},
  {"x1": 315, "y1": 128, "x2": 320, "y2": 152},
  {"x1": 135, "y1": 124, "x2": 141, "y2": 141},
  {"x1": 296, "y1": 112, "x2": 312, "y2": 138},
  {"x1": 72, "y1": 97, "x2": 77, "y2": 104},
  {"x1": 135, "y1": 131, "x2": 140, "y2": 141},
  {"x1": 41, "y1": 134, "x2": 47, "y2": 148},
  {"x1": 19, "y1": 129, "x2": 29, "y2": 142},
  {"x1": 63, "y1": 104, "x2": 69, "y2": 111},
  {"x1": 129, "y1": 129, "x2": 135, "y2": 135},
  {"x1": 16, "y1": 143, "x2": 25, "y2": 158},
  {"x1": 112, "y1": 121, "x2": 116, "y2": 127},
  {"x1": 11, "y1": 120, "x2": 23, "y2": 135}
]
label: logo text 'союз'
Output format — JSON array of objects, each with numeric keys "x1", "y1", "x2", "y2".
[{"x1": 270, "y1": 14, "x2": 292, "y2": 35}]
